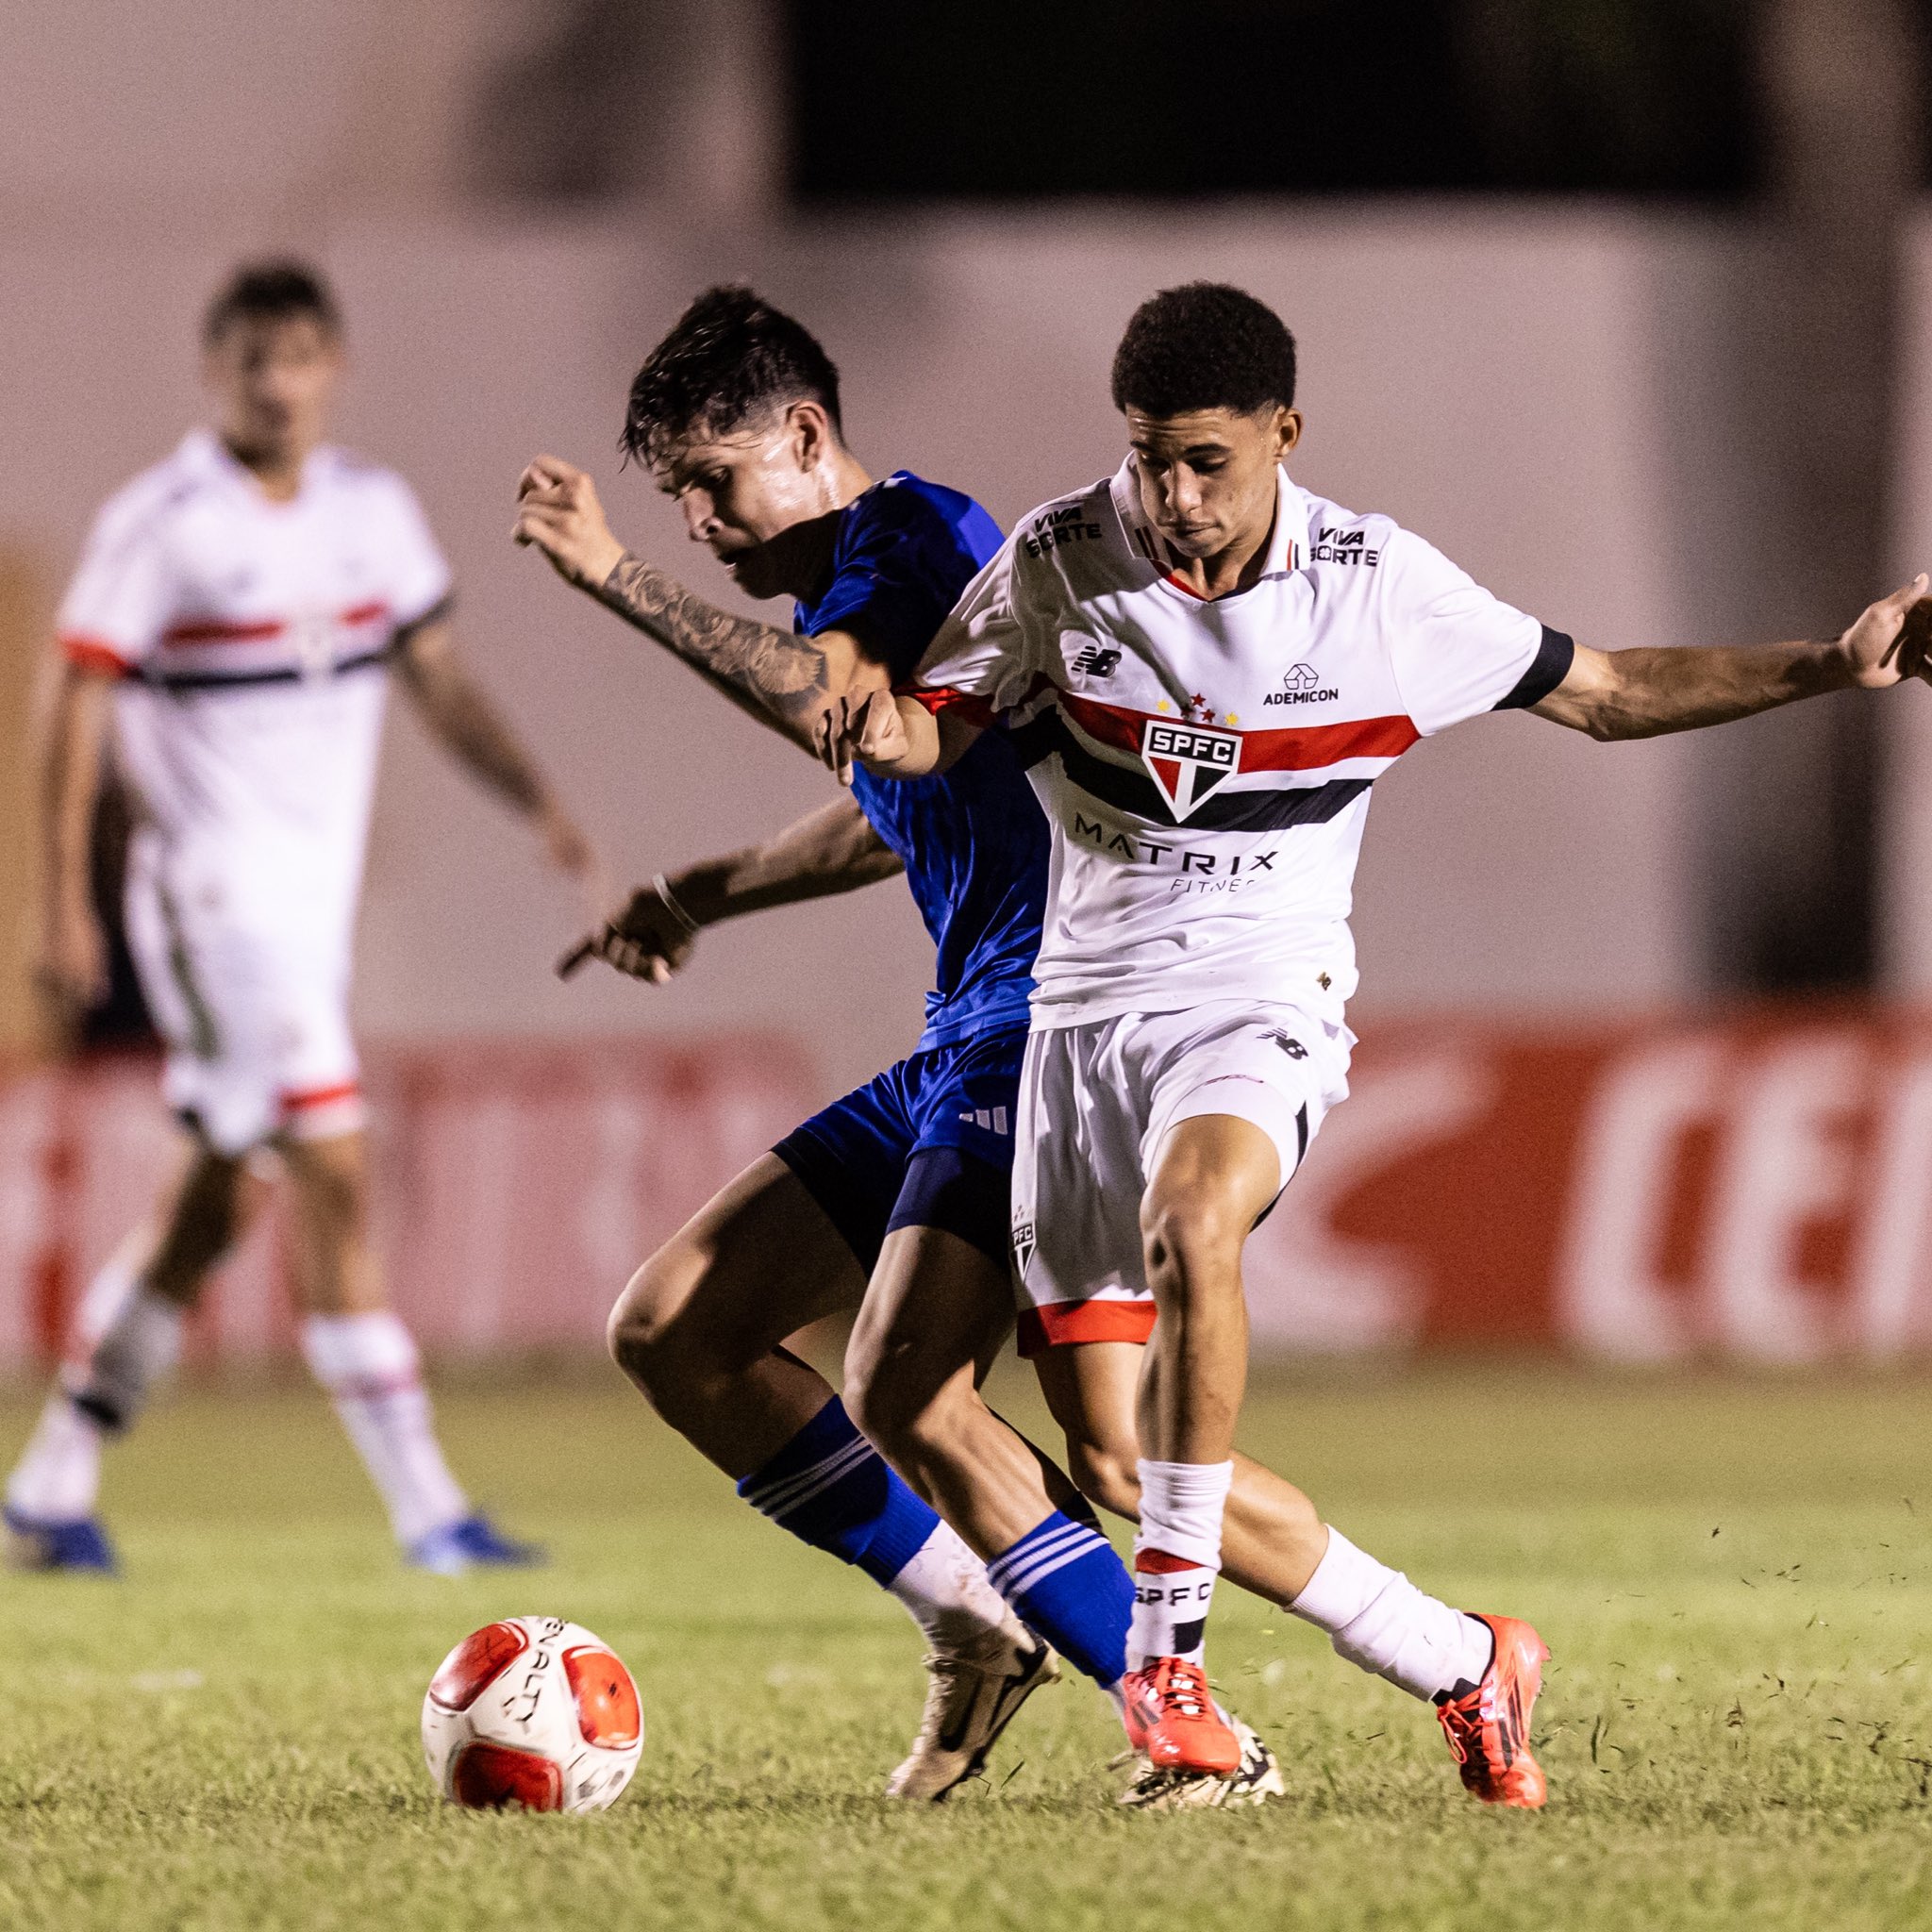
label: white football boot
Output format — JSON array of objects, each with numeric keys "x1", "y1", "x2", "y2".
[
  {"x1": 886, "y1": 1621, "x2": 1059, "y2": 1801},
  {"x1": 1116, "y1": 1717, "x2": 1286, "y2": 1810}
]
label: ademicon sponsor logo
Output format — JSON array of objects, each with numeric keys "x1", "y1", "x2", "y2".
[{"x1": 1264, "y1": 661, "x2": 1339, "y2": 707}]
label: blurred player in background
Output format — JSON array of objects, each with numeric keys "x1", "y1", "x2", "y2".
[
  {"x1": 824, "y1": 280, "x2": 1932, "y2": 1806},
  {"x1": 5, "y1": 261, "x2": 595, "y2": 1576}
]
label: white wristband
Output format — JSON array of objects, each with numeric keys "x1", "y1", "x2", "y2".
[{"x1": 651, "y1": 873, "x2": 701, "y2": 936}]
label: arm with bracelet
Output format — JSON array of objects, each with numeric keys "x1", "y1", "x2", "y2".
[{"x1": 558, "y1": 795, "x2": 903, "y2": 983}]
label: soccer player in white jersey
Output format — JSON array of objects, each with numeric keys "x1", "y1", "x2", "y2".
[
  {"x1": 6, "y1": 261, "x2": 595, "y2": 1576},
  {"x1": 824, "y1": 281, "x2": 1932, "y2": 1805}
]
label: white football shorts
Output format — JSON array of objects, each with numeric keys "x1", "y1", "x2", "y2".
[
  {"x1": 1009, "y1": 1000, "x2": 1351, "y2": 1354},
  {"x1": 124, "y1": 864, "x2": 364, "y2": 1157}
]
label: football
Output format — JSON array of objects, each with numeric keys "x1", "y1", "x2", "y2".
[{"x1": 421, "y1": 1616, "x2": 643, "y2": 1813}]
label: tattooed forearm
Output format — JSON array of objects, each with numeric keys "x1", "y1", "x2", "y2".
[{"x1": 595, "y1": 552, "x2": 831, "y2": 723}]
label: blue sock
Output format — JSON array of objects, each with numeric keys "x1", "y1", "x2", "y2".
[
  {"x1": 986, "y1": 1510, "x2": 1133, "y2": 1688},
  {"x1": 736, "y1": 1395, "x2": 940, "y2": 1588}
]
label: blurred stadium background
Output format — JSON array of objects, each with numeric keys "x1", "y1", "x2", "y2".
[
  {"x1": 12, "y1": 8, "x2": 1932, "y2": 1929},
  {"x1": 6, "y1": 0, "x2": 1932, "y2": 1373}
]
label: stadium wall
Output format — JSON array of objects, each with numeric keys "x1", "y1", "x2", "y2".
[{"x1": 6, "y1": 1010, "x2": 1931, "y2": 1373}]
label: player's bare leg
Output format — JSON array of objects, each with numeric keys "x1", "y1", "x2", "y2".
[
  {"x1": 844, "y1": 1225, "x2": 1280, "y2": 1809},
  {"x1": 1036, "y1": 1316, "x2": 1545, "y2": 1805},
  {"x1": 608, "y1": 1154, "x2": 1046, "y2": 1798},
  {"x1": 278, "y1": 1127, "x2": 532, "y2": 1574},
  {"x1": 1032, "y1": 1342, "x2": 1327, "y2": 1598},
  {"x1": 5, "y1": 1134, "x2": 265, "y2": 1571},
  {"x1": 1111, "y1": 1113, "x2": 1278, "y2": 1775},
  {"x1": 608, "y1": 1156, "x2": 864, "y2": 1474},
  {"x1": 845, "y1": 1224, "x2": 1086, "y2": 1550}
]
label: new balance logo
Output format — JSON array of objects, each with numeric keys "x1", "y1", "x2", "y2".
[
  {"x1": 1268, "y1": 1031, "x2": 1308, "y2": 1060},
  {"x1": 1071, "y1": 644, "x2": 1122, "y2": 678},
  {"x1": 958, "y1": 1107, "x2": 1010, "y2": 1135}
]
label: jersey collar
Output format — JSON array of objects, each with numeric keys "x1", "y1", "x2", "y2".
[
  {"x1": 180, "y1": 426, "x2": 331, "y2": 506},
  {"x1": 1109, "y1": 457, "x2": 1307, "y2": 593}
]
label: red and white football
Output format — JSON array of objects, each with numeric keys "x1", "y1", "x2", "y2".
[{"x1": 422, "y1": 1616, "x2": 643, "y2": 1813}]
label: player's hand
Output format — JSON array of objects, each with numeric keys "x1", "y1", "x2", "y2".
[
  {"x1": 513, "y1": 456, "x2": 627, "y2": 594},
  {"x1": 34, "y1": 893, "x2": 108, "y2": 1028},
  {"x1": 558, "y1": 881, "x2": 700, "y2": 986},
  {"x1": 1841, "y1": 575, "x2": 1932, "y2": 688},
  {"x1": 813, "y1": 689, "x2": 908, "y2": 786}
]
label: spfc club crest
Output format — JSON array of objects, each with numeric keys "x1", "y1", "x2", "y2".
[
  {"x1": 1141, "y1": 717, "x2": 1241, "y2": 821},
  {"x1": 1010, "y1": 1214, "x2": 1037, "y2": 1279}
]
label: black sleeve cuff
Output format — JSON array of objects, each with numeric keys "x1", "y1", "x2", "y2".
[
  {"x1": 390, "y1": 591, "x2": 456, "y2": 651},
  {"x1": 1495, "y1": 625, "x2": 1574, "y2": 710}
]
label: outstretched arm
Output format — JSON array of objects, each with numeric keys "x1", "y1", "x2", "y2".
[
  {"x1": 393, "y1": 616, "x2": 597, "y2": 893},
  {"x1": 512, "y1": 455, "x2": 878, "y2": 748},
  {"x1": 1533, "y1": 575, "x2": 1932, "y2": 741},
  {"x1": 568, "y1": 795, "x2": 902, "y2": 984}
]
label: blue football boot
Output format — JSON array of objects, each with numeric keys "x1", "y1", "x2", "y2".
[
  {"x1": 407, "y1": 1511, "x2": 544, "y2": 1574},
  {"x1": 4, "y1": 1505, "x2": 119, "y2": 1574}
]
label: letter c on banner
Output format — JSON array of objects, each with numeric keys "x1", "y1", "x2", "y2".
[
  {"x1": 1557, "y1": 1036, "x2": 1727, "y2": 1361},
  {"x1": 1705, "y1": 1032, "x2": 1865, "y2": 1363}
]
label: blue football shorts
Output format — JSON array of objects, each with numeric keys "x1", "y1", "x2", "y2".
[{"x1": 772, "y1": 1024, "x2": 1026, "y2": 1274}]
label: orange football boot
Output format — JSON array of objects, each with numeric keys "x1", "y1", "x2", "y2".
[
  {"x1": 1123, "y1": 1657, "x2": 1241, "y2": 1776},
  {"x1": 1435, "y1": 1612, "x2": 1550, "y2": 1808}
]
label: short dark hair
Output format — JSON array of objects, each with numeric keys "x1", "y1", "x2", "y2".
[
  {"x1": 1110, "y1": 282, "x2": 1297, "y2": 420},
  {"x1": 203, "y1": 259, "x2": 341, "y2": 348},
  {"x1": 622, "y1": 285, "x2": 842, "y2": 467}
]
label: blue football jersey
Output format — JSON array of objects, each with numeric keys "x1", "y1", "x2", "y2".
[{"x1": 793, "y1": 472, "x2": 1047, "y2": 1051}]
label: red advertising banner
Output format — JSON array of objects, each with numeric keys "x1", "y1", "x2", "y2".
[
  {"x1": 0, "y1": 1037, "x2": 819, "y2": 1372},
  {"x1": 3, "y1": 1010, "x2": 1930, "y2": 1370},
  {"x1": 1246, "y1": 1008, "x2": 1932, "y2": 1360}
]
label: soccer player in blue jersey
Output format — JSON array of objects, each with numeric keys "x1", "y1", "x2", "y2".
[{"x1": 514, "y1": 288, "x2": 1278, "y2": 1805}]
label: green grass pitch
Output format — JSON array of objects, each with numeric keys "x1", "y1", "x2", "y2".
[{"x1": 4, "y1": 1364, "x2": 1931, "y2": 1931}]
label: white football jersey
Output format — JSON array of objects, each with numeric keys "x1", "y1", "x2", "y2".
[
  {"x1": 58, "y1": 430, "x2": 452, "y2": 939},
  {"x1": 915, "y1": 458, "x2": 1573, "y2": 1027}
]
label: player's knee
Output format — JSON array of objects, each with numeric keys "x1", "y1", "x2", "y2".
[
  {"x1": 606, "y1": 1243, "x2": 736, "y2": 1405},
  {"x1": 842, "y1": 1350, "x2": 926, "y2": 1459},
  {"x1": 1139, "y1": 1192, "x2": 1246, "y2": 1292},
  {"x1": 1064, "y1": 1436, "x2": 1141, "y2": 1521},
  {"x1": 607, "y1": 1255, "x2": 677, "y2": 1385},
  {"x1": 288, "y1": 1141, "x2": 366, "y2": 1233}
]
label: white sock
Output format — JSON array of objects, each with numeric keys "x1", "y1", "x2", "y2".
[
  {"x1": 299, "y1": 1312, "x2": 467, "y2": 1546},
  {"x1": 887, "y1": 1521, "x2": 1021, "y2": 1654},
  {"x1": 7, "y1": 1391, "x2": 106, "y2": 1521},
  {"x1": 7, "y1": 1260, "x2": 185, "y2": 1521},
  {"x1": 1290, "y1": 1526, "x2": 1494, "y2": 1701},
  {"x1": 1128, "y1": 1458, "x2": 1233, "y2": 1673}
]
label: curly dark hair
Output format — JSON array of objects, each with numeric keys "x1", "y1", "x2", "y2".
[
  {"x1": 202, "y1": 259, "x2": 341, "y2": 347},
  {"x1": 622, "y1": 286, "x2": 843, "y2": 466},
  {"x1": 1110, "y1": 282, "x2": 1297, "y2": 420}
]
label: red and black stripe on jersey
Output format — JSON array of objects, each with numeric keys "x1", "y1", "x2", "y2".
[{"x1": 922, "y1": 675, "x2": 1416, "y2": 832}]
